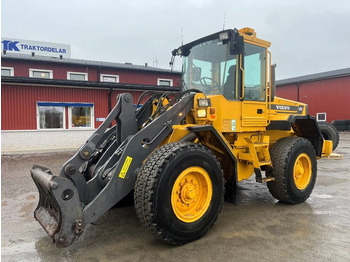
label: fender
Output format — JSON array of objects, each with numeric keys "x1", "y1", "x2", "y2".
[
  {"x1": 266, "y1": 115, "x2": 323, "y2": 157},
  {"x1": 288, "y1": 115, "x2": 323, "y2": 157},
  {"x1": 267, "y1": 115, "x2": 323, "y2": 157},
  {"x1": 186, "y1": 125, "x2": 238, "y2": 184}
]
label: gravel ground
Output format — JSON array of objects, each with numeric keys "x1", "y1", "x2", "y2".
[{"x1": 2, "y1": 133, "x2": 350, "y2": 262}]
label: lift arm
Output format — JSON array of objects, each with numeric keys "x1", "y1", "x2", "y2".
[{"x1": 31, "y1": 92, "x2": 194, "y2": 247}]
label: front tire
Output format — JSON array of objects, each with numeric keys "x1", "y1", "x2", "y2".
[
  {"x1": 134, "y1": 142, "x2": 224, "y2": 245},
  {"x1": 267, "y1": 137, "x2": 317, "y2": 204}
]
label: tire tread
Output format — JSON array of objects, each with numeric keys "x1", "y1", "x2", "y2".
[
  {"x1": 267, "y1": 137, "x2": 317, "y2": 204},
  {"x1": 134, "y1": 142, "x2": 224, "y2": 245}
]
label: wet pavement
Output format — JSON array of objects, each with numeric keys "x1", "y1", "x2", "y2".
[{"x1": 2, "y1": 133, "x2": 350, "y2": 262}]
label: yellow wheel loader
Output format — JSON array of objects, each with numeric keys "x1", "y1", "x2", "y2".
[{"x1": 31, "y1": 28, "x2": 333, "y2": 247}]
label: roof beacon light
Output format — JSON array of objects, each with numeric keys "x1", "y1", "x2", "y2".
[{"x1": 240, "y1": 27, "x2": 255, "y2": 36}]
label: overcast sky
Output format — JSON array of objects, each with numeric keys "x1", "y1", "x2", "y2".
[{"x1": 2, "y1": 0, "x2": 350, "y2": 79}]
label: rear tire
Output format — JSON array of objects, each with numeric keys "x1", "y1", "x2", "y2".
[
  {"x1": 267, "y1": 137, "x2": 317, "y2": 204},
  {"x1": 318, "y1": 121, "x2": 339, "y2": 150},
  {"x1": 134, "y1": 142, "x2": 224, "y2": 245}
]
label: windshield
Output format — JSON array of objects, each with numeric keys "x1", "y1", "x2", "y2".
[{"x1": 182, "y1": 39, "x2": 238, "y2": 99}]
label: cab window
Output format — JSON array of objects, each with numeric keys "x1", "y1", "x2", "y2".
[
  {"x1": 182, "y1": 39, "x2": 238, "y2": 99},
  {"x1": 243, "y1": 44, "x2": 266, "y2": 101},
  {"x1": 221, "y1": 58, "x2": 237, "y2": 100}
]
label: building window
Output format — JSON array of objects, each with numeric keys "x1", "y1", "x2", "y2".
[
  {"x1": 157, "y1": 78, "x2": 173, "y2": 86},
  {"x1": 29, "y1": 69, "x2": 53, "y2": 79},
  {"x1": 69, "y1": 106, "x2": 93, "y2": 128},
  {"x1": 67, "y1": 72, "x2": 88, "y2": 81},
  {"x1": 317, "y1": 113, "x2": 326, "y2": 122},
  {"x1": 100, "y1": 74, "x2": 119, "y2": 83},
  {"x1": 1, "y1": 67, "x2": 14, "y2": 76},
  {"x1": 37, "y1": 102, "x2": 94, "y2": 129},
  {"x1": 38, "y1": 105, "x2": 65, "y2": 129}
]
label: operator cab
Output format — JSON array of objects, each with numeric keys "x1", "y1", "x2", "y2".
[{"x1": 173, "y1": 28, "x2": 269, "y2": 103}]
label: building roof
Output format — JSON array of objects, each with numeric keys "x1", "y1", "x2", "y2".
[
  {"x1": 276, "y1": 67, "x2": 350, "y2": 86},
  {"x1": 1, "y1": 53, "x2": 180, "y2": 74}
]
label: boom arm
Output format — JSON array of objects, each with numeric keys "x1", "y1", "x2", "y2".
[{"x1": 31, "y1": 92, "x2": 194, "y2": 247}]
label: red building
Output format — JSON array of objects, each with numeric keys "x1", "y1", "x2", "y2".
[
  {"x1": 276, "y1": 68, "x2": 350, "y2": 123},
  {"x1": 1, "y1": 53, "x2": 181, "y2": 153}
]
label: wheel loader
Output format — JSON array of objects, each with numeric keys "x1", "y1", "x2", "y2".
[{"x1": 31, "y1": 27, "x2": 333, "y2": 247}]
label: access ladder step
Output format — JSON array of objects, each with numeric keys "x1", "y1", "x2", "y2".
[
  {"x1": 238, "y1": 154, "x2": 271, "y2": 166},
  {"x1": 253, "y1": 143, "x2": 269, "y2": 148},
  {"x1": 262, "y1": 177, "x2": 275, "y2": 183}
]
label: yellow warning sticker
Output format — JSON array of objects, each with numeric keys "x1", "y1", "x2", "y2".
[{"x1": 119, "y1": 156, "x2": 133, "y2": 179}]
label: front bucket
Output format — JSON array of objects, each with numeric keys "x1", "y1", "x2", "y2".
[{"x1": 31, "y1": 165, "x2": 83, "y2": 247}]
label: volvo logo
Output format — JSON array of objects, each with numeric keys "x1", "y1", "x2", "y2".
[{"x1": 275, "y1": 105, "x2": 291, "y2": 110}]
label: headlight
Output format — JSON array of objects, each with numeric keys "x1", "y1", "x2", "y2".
[
  {"x1": 198, "y1": 98, "x2": 211, "y2": 107},
  {"x1": 197, "y1": 109, "x2": 207, "y2": 118}
]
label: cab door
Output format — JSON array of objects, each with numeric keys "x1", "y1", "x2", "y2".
[{"x1": 241, "y1": 43, "x2": 268, "y2": 128}]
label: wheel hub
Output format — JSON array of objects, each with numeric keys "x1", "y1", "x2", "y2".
[
  {"x1": 293, "y1": 153, "x2": 312, "y2": 190},
  {"x1": 171, "y1": 166, "x2": 212, "y2": 223},
  {"x1": 182, "y1": 184, "x2": 197, "y2": 202}
]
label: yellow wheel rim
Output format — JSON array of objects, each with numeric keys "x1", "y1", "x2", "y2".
[
  {"x1": 171, "y1": 166, "x2": 213, "y2": 223},
  {"x1": 293, "y1": 153, "x2": 312, "y2": 190}
]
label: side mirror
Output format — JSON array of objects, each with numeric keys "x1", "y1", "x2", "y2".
[
  {"x1": 230, "y1": 30, "x2": 244, "y2": 55},
  {"x1": 192, "y1": 67, "x2": 202, "y2": 82}
]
